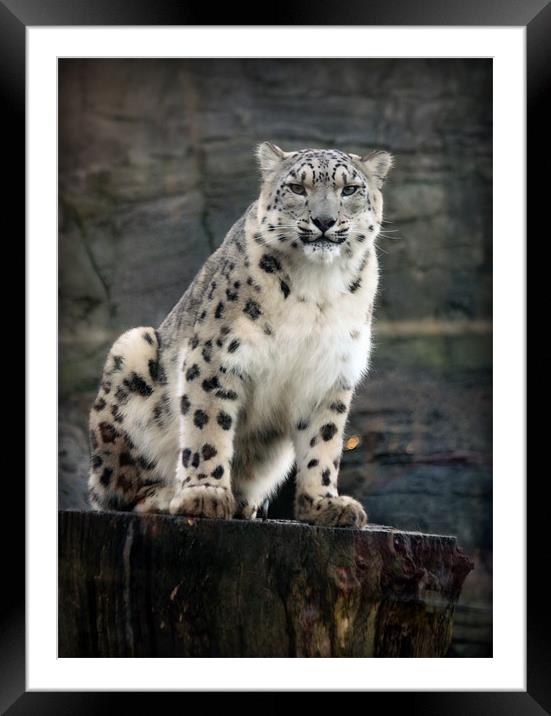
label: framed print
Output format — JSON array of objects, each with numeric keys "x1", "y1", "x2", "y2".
[{"x1": 9, "y1": 0, "x2": 544, "y2": 711}]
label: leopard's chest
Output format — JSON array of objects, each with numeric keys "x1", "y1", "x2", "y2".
[{"x1": 238, "y1": 294, "x2": 371, "y2": 429}]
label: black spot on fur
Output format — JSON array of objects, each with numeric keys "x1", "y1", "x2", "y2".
[
  {"x1": 152, "y1": 392, "x2": 171, "y2": 427},
  {"x1": 182, "y1": 448, "x2": 192, "y2": 467},
  {"x1": 259, "y1": 254, "x2": 282, "y2": 273},
  {"x1": 112, "y1": 355, "x2": 124, "y2": 371},
  {"x1": 215, "y1": 389, "x2": 238, "y2": 400},
  {"x1": 148, "y1": 359, "x2": 166, "y2": 384},
  {"x1": 143, "y1": 331, "x2": 154, "y2": 345},
  {"x1": 320, "y1": 423, "x2": 338, "y2": 441},
  {"x1": 192, "y1": 452, "x2": 200, "y2": 468},
  {"x1": 100, "y1": 467, "x2": 113, "y2": 487},
  {"x1": 217, "y1": 411, "x2": 232, "y2": 430},
  {"x1": 243, "y1": 299, "x2": 262, "y2": 321},
  {"x1": 114, "y1": 385, "x2": 130, "y2": 405},
  {"x1": 186, "y1": 364, "x2": 200, "y2": 381},
  {"x1": 228, "y1": 339, "x2": 240, "y2": 353},
  {"x1": 322, "y1": 469, "x2": 331, "y2": 486},
  {"x1": 148, "y1": 359, "x2": 160, "y2": 381},
  {"x1": 91, "y1": 454, "x2": 103, "y2": 469},
  {"x1": 93, "y1": 397, "x2": 106, "y2": 411},
  {"x1": 215, "y1": 302, "x2": 225, "y2": 319},
  {"x1": 202, "y1": 444, "x2": 217, "y2": 460},
  {"x1": 330, "y1": 401, "x2": 347, "y2": 414},
  {"x1": 310, "y1": 436, "x2": 318, "y2": 448},
  {"x1": 99, "y1": 422, "x2": 118, "y2": 444},
  {"x1": 349, "y1": 277, "x2": 362, "y2": 293},
  {"x1": 307, "y1": 459, "x2": 319, "y2": 469},
  {"x1": 190, "y1": 334, "x2": 200, "y2": 349},
  {"x1": 211, "y1": 465, "x2": 224, "y2": 479},
  {"x1": 297, "y1": 420, "x2": 309, "y2": 431},
  {"x1": 119, "y1": 452, "x2": 135, "y2": 467},
  {"x1": 202, "y1": 376, "x2": 220, "y2": 392},
  {"x1": 194, "y1": 410, "x2": 209, "y2": 429},
  {"x1": 180, "y1": 395, "x2": 191, "y2": 414},
  {"x1": 263, "y1": 324, "x2": 273, "y2": 336},
  {"x1": 280, "y1": 280, "x2": 290, "y2": 299},
  {"x1": 226, "y1": 288, "x2": 239, "y2": 302},
  {"x1": 125, "y1": 372, "x2": 153, "y2": 397},
  {"x1": 202, "y1": 340, "x2": 213, "y2": 363}
]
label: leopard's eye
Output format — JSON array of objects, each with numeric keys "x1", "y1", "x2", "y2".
[
  {"x1": 342, "y1": 185, "x2": 358, "y2": 196},
  {"x1": 289, "y1": 184, "x2": 306, "y2": 196}
]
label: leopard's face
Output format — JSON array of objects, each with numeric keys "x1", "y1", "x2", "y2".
[{"x1": 256, "y1": 144, "x2": 393, "y2": 265}]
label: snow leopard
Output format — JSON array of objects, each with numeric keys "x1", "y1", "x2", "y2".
[{"x1": 88, "y1": 142, "x2": 393, "y2": 527}]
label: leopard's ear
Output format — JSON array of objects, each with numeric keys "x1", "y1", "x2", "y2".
[
  {"x1": 256, "y1": 142, "x2": 292, "y2": 178},
  {"x1": 359, "y1": 150, "x2": 394, "y2": 185}
]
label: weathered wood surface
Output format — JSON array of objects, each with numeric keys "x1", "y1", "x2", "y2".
[{"x1": 58, "y1": 509, "x2": 473, "y2": 658}]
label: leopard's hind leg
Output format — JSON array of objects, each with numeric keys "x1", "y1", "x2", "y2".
[{"x1": 88, "y1": 327, "x2": 175, "y2": 513}]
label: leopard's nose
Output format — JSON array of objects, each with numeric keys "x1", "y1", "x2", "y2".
[{"x1": 312, "y1": 217, "x2": 337, "y2": 234}]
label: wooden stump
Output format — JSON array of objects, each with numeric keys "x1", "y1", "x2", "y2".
[{"x1": 58, "y1": 509, "x2": 473, "y2": 657}]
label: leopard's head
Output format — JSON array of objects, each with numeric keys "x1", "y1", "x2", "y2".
[{"x1": 256, "y1": 143, "x2": 393, "y2": 265}]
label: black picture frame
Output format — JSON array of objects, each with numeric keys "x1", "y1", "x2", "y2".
[{"x1": 9, "y1": 0, "x2": 543, "y2": 712}]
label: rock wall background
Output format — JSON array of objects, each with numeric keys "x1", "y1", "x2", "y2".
[{"x1": 58, "y1": 59, "x2": 492, "y2": 657}]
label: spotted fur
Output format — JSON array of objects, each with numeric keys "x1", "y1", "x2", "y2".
[{"x1": 88, "y1": 143, "x2": 393, "y2": 525}]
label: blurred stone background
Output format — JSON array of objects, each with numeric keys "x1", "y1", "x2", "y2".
[{"x1": 58, "y1": 59, "x2": 492, "y2": 657}]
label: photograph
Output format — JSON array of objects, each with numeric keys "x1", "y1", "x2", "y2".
[
  {"x1": 8, "y1": 1, "x2": 540, "y2": 703},
  {"x1": 57, "y1": 57, "x2": 492, "y2": 659}
]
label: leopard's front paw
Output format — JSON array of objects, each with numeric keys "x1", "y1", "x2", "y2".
[
  {"x1": 169, "y1": 484, "x2": 236, "y2": 520},
  {"x1": 234, "y1": 499, "x2": 258, "y2": 520},
  {"x1": 296, "y1": 494, "x2": 367, "y2": 528}
]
